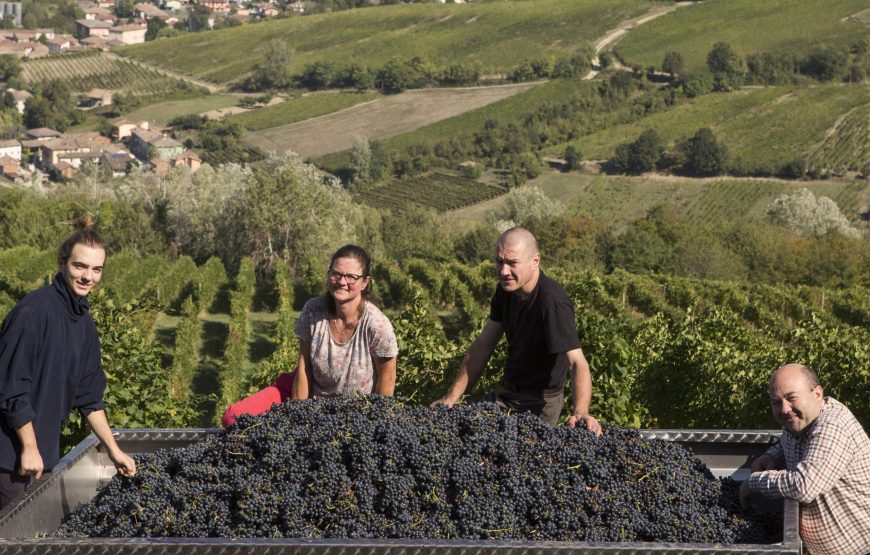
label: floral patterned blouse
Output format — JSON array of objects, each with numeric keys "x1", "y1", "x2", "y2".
[{"x1": 295, "y1": 296, "x2": 398, "y2": 397}]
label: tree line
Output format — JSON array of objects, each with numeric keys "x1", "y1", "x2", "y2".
[{"x1": 0, "y1": 154, "x2": 866, "y2": 294}]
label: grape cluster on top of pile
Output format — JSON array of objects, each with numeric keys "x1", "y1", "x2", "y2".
[{"x1": 56, "y1": 395, "x2": 779, "y2": 543}]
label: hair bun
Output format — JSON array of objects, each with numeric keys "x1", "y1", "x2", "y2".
[{"x1": 75, "y1": 213, "x2": 95, "y2": 231}]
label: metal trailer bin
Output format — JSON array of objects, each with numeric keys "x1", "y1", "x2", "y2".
[{"x1": 0, "y1": 428, "x2": 800, "y2": 554}]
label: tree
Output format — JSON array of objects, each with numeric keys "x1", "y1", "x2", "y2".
[
  {"x1": 800, "y1": 47, "x2": 848, "y2": 82},
  {"x1": 765, "y1": 188, "x2": 861, "y2": 238},
  {"x1": 662, "y1": 51, "x2": 684, "y2": 78},
  {"x1": 680, "y1": 73, "x2": 713, "y2": 98},
  {"x1": 186, "y1": 4, "x2": 211, "y2": 32},
  {"x1": 501, "y1": 186, "x2": 563, "y2": 228},
  {"x1": 336, "y1": 63, "x2": 373, "y2": 91},
  {"x1": 115, "y1": 0, "x2": 134, "y2": 18},
  {"x1": 23, "y1": 96, "x2": 53, "y2": 129},
  {"x1": 564, "y1": 145, "x2": 581, "y2": 171},
  {"x1": 0, "y1": 54, "x2": 21, "y2": 82},
  {"x1": 682, "y1": 127, "x2": 726, "y2": 176},
  {"x1": 250, "y1": 40, "x2": 293, "y2": 90},
  {"x1": 299, "y1": 61, "x2": 335, "y2": 90},
  {"x1": 146, "y1": 17, "x2": 166, "y2": 41},
  {"x1": 376, "y1": 57, "x2": 420, "y2": 94},
  {"x1": 706, "y1": 42, "x2": 743, "y2": 75},
  {"x1": 348, "y1": 135, "x2": 372, "y2": 188},
  {"x1": 613, "y1": 129, "x2": 663, "y2": 174}
]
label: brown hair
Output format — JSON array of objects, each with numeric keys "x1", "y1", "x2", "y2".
[
  {"x1": 57, "y1": 214, "x2": 106, "y2": 269},
  {"x1": 324, "y1": 244, "x2": 381, "y2": 316}
]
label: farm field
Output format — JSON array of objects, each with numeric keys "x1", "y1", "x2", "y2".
[
  {"x1": 245, "y1": 83, "x2": 538, "y2": 159},
  {"x1": 355, "y1": 172, "x2": 505, "y2": 213},
  {"x1": 614, "y1": 0, "x2": 870, "y2": 74},
  {"x1": 554, "y1": 84, "x2": 870, "y2": 175},
  {"x1": 20, "y1": 52, "x2": 202, "y2": 99},
  {"x1": 125, "y1": 95, "x2": 248, "y2": 125},
  {"x1": 226, "y1": 91, "x2": 381, "y2": 131},
  {"x1": 118, "y1": 0, "x2": 654, "y2": 85}
]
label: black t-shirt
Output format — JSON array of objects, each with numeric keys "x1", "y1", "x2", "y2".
[{"x1": 488, "y1": 271, "x2": 581, "y2": 392}]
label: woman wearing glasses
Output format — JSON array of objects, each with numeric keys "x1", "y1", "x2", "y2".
[
  {"x1": 221, "y1": 245, "x2": 397, "y2": 425},
  {"x1": 291, "y1": 244, "x2": 398, "y2": 399}
]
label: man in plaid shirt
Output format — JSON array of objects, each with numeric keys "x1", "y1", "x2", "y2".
[{"x1": 740, "y1": 363, "x2": 870, "y2": 555}]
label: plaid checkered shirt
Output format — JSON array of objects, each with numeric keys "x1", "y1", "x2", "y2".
[{"x1": 747, "y1": 397, "x2": 870, "y2": 555}]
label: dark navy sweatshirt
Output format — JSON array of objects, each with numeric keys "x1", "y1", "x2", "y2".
[{"x1": 0, "y1": 273, "x2": 106, "y2": 471}]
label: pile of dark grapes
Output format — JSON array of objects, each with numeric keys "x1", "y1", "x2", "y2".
[{"x1": 56, "y1": 396, "x2": 779, "y2": 542}]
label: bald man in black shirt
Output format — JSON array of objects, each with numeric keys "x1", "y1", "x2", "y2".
[{"x1": 433, "y1": 227, "x2": 601, "y2": 433}]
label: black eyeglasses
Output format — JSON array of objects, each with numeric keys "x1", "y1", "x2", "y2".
[{"x1": 328, "y1": 270, "x2": 364, "y2": 285}]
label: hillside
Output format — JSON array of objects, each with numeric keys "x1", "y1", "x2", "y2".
[
  {"x1": 117, "y1": 0, "x2": 653, "y2": 85},
  {"x1": 445, "y1": 171, "x2": 870, "y2": 230},
  {"x1": 554, "y1": 84, "x2": 870, "y2": 175},
  {"x1": 246, "y1": 83, "x2": 538, "y2": 158},
  {"x1": 614, "y1": 0, "x2": 869, "y2": 73}
]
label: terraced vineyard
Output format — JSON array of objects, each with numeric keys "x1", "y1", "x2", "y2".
[
  {"x1": 614, "y1": 0, "x2": 869, "y2": 74},
  {"x1": 21, "y1": 53, "x2": 204, "y2": 98},
  {"x1": 355, "y1": 172, "x2": 505, "y2": 212},
  {"x1": 806, "y1": 104, "x2": 870, "y2": 174}
]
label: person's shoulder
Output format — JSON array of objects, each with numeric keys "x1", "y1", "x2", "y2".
[
  {"x1": 302, "y1": 296, "x2": 327, "y2": 312},
  {"x1": 9, "y1": 284, "x2": 55, "y2": 315},
  {"x1": 1, "y1": 286, "x2": 52, "y2": 332},
  {"x1": 537, "y1": 272, "x2": 572, "y2": 302},
  {"x1": 814, "y1": 397, "x2": 870, "y2": 442},
  {"x1": 822, "y1": 398, "x2": 864, "y2": 428},
  {"x1": 363, "y1": 302, "x2": 392, "y2": 324}
]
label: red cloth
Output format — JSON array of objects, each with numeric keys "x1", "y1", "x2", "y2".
[{"x1": 221, "y1": 371, "x2": 296, "y2": 427}]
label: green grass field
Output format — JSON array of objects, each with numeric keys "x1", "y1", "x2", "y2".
[
  {"x1": 226, "y1": 91, "x2": 381, "y2": 131},
  {"x1": 118, "y1": 0, "x2": 653, "y2": 85},
  {"x1": 125, "y1": 95, "x2": 247, "y2": 125},
  {"x1": 614, "y1": 0, "x2": 869, "y2": 74},
  {"x1": 553, "y1": 84, "x2": 869, "y2": 174}
]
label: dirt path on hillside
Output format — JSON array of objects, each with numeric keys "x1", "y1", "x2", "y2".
[
  {"x1": 245, "y1": 82, "x2": 540, "y2": 159},
  {"x1": 584, "y1": 1, "x2": 696, "y2": 80}
]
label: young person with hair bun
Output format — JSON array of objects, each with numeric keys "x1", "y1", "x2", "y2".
[
  {"x1": 0, "y1": 215, "x2": 136, "y2": 510},
  {"x1": 221, "y1": 245, "x2": 397, "y2": 425}
]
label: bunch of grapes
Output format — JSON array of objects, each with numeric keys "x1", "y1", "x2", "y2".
[{"x1": 56, "y1": 396, "x2": 779, "y2": 543}]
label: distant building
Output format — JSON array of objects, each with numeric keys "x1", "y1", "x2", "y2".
[
  {"x1": 13, "y1": 29, "x2": 54, "y2": 41},
  {"x1": 256, "y1": 2, "x2": 279, "y2": 17},
  {"x1": 0, "y1": 154, "x2": 23, "y2": 182},
  {"x1": 46, "y1": 35, "x2": 74, "y2": 53},
  {"x1": 108, "y1": 23, "x2": 147, "y2": 44},
  {"x1": 82, "y1": 6, "x2": 114, "y2": 21},
  {"x1": 111, "y1": 118, "x2": 149, "y2": 140},
  {"x1": 0, "y1": 139, "x2": 21, "y2": 161},
  {"x1": 172, "y1": 150, "x2": 201, "y2": 172},
  {"x1": 0, "y1": 2, "x2": 22, "y2": 27},
  {"x1": 53, "y1": 160, "x2": 77, "y2": 180},
  {"x1": 200, "y1": 0, "x2": 230, "y2": 14},
  {"x1": 130, "y1": 128, "x2": 183, "y2": 161},
  {"x1": 80, "y1": 35, "x2": 110, "y2": 51},
  {"x1": 287, "y1": 1, "x2": 305, "y2": 14},
  {"x1": 0, "y1": 39, "x2": 48, "y2": 58},
  {"x1": 39, "y1": 132, "x2": 110, "y2": 171},
  {"x1": 80, "y1": 88, "x2": 113, "y2": 108},
  {"x1": 76, "y1": 19, "x2": 113, "y2": 38},
  {"x1": 25, "y1": 127, "x2": 63, "y2": 141},
  {"x1": 101, "y1": 148, "x2": 135, "y2": 177},
  {"x1": 133, "y1": 3, "x2": 170, "y2": 21}
]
